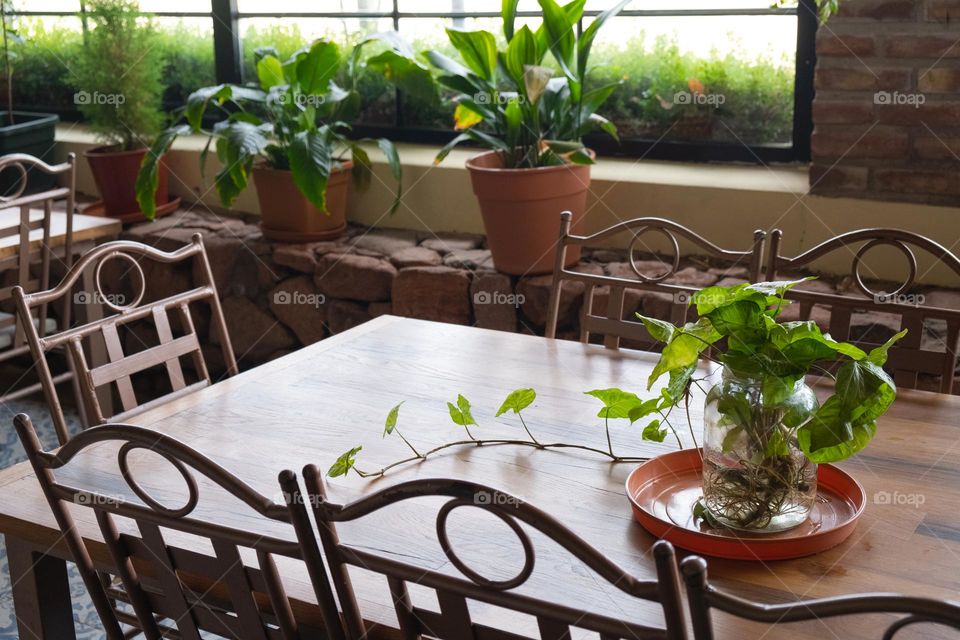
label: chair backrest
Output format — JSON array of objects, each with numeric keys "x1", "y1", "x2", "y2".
[
  {"x1": 681, "y1": 556, "x2": 960, "y2": 639},
  {"x1": 12, "y1": 234, "x2": 238, "y2": 445},
  {"x1": 302, "y1": 465, "x2": 688, "y2": 640},
  {"x1": 0, "y1": 152, "x2": 77, "y2": 359},
  {"x1": 546, "y1": 211, "x2": 765, "y2": 350},
  {"x1": 13, "y1": 414, "x2": 346, "y2": 640},
  {"x1": 767, "y1": 228, "x2": 960, "y2": 394}
]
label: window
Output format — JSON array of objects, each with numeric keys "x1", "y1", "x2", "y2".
[{"x1": 12, "y1": 0, "x2": 816, "y2": 163}]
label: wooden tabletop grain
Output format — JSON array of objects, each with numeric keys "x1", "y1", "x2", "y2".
[
  {"x1": 0, "y1": 316, "x2": 958, "y2": 639},
  {"x1": 0, "y1": 208, "x2": 121, "y2": 260}
]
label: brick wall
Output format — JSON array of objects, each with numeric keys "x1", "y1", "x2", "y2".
[{"x1": 810, "y1": 0, "x2": 960, "y2": 205}]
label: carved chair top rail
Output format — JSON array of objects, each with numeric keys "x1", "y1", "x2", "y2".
[
  {"x1": 306, "y1": 469, "x2": 664, "y2": 602},
  {"x1": 16, "y1": 236, "x2": 205, "y2": 309},
  {"x1": 24, "y1": 421, "x2": 291, "y2": 523}
]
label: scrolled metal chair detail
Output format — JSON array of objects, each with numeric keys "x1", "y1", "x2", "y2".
[
  {"x1": 14, "y1": 414, "x2": 347, "y2": 640},
  {"x1": 546, "y1": 211, "x2": 765, "y2": 350},
  {"x1": 681, "y1": 556, "x2": 960, "y2": 639},
  {"x1": 0, "y1": 152, "x2": 78, "y2": 406},
  {"x1": 767, "y1": 228, "x2": 960, "y2": 394},
  {"x1": 302, "y1": 466, "x2": 688, "y2": 640},
  {"x1": 12, "y1": 234, "x2": 238, "y2": 444}
]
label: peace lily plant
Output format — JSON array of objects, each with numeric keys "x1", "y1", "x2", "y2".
[
  {"x1": 136, "y1": 39, "x2": 402, "y2": 239},
  {"x1": 365, "y1": 0, "x2": 629, "y2": 274},
  {"x1": 329, "y1": 278, "x2": 904, "y2": 534}
]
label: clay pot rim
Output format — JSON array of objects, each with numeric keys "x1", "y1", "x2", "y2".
[
  {"x1": 83, "y1": 144, "x2": 149, "y2": 158},
  {"x1": 464, "y1": 148, "x2": 596, "y2": 175},
  {"x1": 253, "y1": 159, "x2": 354, "y2": 175}
]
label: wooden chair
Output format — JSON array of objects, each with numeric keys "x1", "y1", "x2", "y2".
[
  {"x1": 301, "y1": 465, "x2": 689, "y2": 640},
  {"x1": 681, "y1": 556, "x2": 960, "y2": 639},
  {"x1": 767, "y1": 228, "x2": 960, "y2": 394},
  {"x1": 13, "y1": 413, "x2": 347, "y2": 640},
  {"x1": 546, "y1": 211, "x2": 765, "y2": 350},
  {"x1": 12, "y1": 234, "x2": 238, "y2": 445},
  {"x1": 0, "y1": 152, "x2": 77, "y2": 404}
]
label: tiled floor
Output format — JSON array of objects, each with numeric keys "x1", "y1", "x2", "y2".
[{"x1": 0, "y1": 397, "x2": 106, "y2": 639}]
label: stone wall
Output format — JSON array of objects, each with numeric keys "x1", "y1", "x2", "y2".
[
  {"x1": 811, "y1": 0, "x2": 960, "y2": 205},
  {"x1": 122, "y1": 211, "x2": 954, "y2": 388}
]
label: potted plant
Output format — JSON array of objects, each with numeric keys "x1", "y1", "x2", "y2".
[
  {"x1": 137, "y1": 40, "x2": 403, "y2": 241},
  {"x1": 73, "y1": 0, "x2": 169, "y2": 220},
  {"x1": 0, "y1": 0, "x2": 59, "y2": 195},
  {"x1": 636, "y1": 279, "x2": 904, "y2": 532},
  {"x1": 374, "y1": 0, "x2": 628, "y2": 275}
]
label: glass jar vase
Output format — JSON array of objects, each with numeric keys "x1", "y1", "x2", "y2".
[{"x1": 702, "y1": 367, "x2": 820, "y2": 532}]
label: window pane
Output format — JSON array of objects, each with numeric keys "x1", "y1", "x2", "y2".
[
  {"x1": 238, "y1": 0, "x2": 393, "y2": 13},
  {"x1": 139, "y1": 0, "x2": 211, "y2": 14},
  {"x1": 13, "y1": 16, "x2": 83, "y2": 113},
  {"x1": 587, "y1": 14, "x2": 796, "y2": 145},
  {"x1": 153, "y1": 17, "x2": 216, "y2": 109}
]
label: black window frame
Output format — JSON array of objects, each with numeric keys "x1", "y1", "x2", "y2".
[{"x1": 16, "y1": 0, "x2": 818, "y2": 164}]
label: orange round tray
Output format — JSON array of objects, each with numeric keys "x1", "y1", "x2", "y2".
[{"x1": 625, "y1": 448, "x2": 866, "y2": 561}]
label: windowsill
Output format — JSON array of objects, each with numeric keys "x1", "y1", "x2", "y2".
[{"x1": 54, "y1": 123, "x2": 809, "y2": 197}]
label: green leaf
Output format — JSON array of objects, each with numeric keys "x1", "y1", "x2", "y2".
[
  {"x1": 296, "y1": 40, "x2": 341, "y2": 95},
  {"x1": 448, "y1": 394, "x2": 477, "y2": 426},
  {"x1": 496, "y1": 388, "x2": 536, "y2": 417},
  {"x1": 798, "y1": 396, "x2": 875, "y2": 463},
  {"x1": 576, "y1": 0, "x2": 629, "y2": 81},
  {"x1": 647, "y1": 318, "x2": 720, "y2": 389},
  {"x1": 642, "y1": 419, "x2": 667, "y2": 443},
  {"x1": 136, "y1": 124, "x2": 189, "y2": 219},
  {"x1": 628, "y1": 397, "x2": 660, "y2": 424},
  {"x1": 867, "y1": 329, "x2": 908, "y2": 366},
  {"x1": 327, "y1": 446, "x2": 362, "y2": 477},
  {"x1": 374, "y1": 138, "x2": 403, "y2": 215},
  {"x1": 434, "y1": 133, "x2": 473, "y2": 164},
  {"x1": 584, "y1": 388, "x2": 642, "y2": 419},
  {"x1": 637, "y1": 314, "x2": 675, "y2": 343},
  {"x1": 256, "y1": 55, "x2": 285, "y2": 90},
  {"x1": 383, "y1": 401, "x2": 404, "y2": 437},
  {"x1": 503, "y1": 0, "x2": 520, "y2": 41},
  {"x1": 366, "y1": 49, "x2": 436, "y2": 103},
  {"x1": 288, "y1": 128, "x2": 333, "y2": 213},
  {"x1": 505, "y1": 25, "x2": 539, "y2": 86},
  {"x1": 721, "y1": 426, "x2": 744, "y2": 453},
  {"x1": 212, "y1": 120, "x2": 271, "y2": 207},
  {"x1": 445, "y1": 28, "x2": 498, "y2": 81},
  {"x1": 537, "y1": 0, "x2": 579, "y2": 80}
]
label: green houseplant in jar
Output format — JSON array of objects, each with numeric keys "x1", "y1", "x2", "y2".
[
  {"x1": 638, "y1": 278, "x2": 905, "y2": 532},
  {"x1": 137, "y1": 39, "x2": 403, "y2": 240}
]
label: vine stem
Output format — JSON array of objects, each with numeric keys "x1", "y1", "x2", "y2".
[
  {"x1": 394, "y1": 429, "x2": 421, "y2": 458},
  {"x1": 517, "y1": 412, "x2": 543, "y2": 448},
  {"x1": 604, "y1": 415, "x2": 613, "y2": 457},
  {"x1": 684, "y1": 390, "x2": 701, "y2": 455},
  {"x1": 352, "y1": 438, "x2": 650, "y2": 478}
]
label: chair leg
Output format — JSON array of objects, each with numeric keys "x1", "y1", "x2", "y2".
[{"x1": 6, "y1": 536, "x2": 78, "y2": 640}]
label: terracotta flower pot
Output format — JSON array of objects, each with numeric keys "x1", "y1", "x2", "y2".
[
  {"x1": 465, "y1": 150, "x2": 590, "y2": 276},
  {"x1": 252, "y1": 162, "x2": 352, "y2": 242},
  {"x1": 84, "y1": 145, "x2": 169, "y2": 217}
]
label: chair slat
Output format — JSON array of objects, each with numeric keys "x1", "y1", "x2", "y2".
[
  {"x1": 211, "y1": 540, "x2": 270, "y2": 640},
  {"x1": 136, "y1": 521, "x2": 203, "y2": 640},
  {"x1": 152, "y1": 307, "x2": 187, "y2": 391},
  {"x1": 99, "y1": 323, "x2": 139, "y2": 413}
]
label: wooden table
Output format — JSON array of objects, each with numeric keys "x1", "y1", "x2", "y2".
[
  {"x1": 0, "y1": 316, "x2": 958, "y2": 639},
  {"x1": 0, "y1": 208, "x2": 121, "y2": 260}
]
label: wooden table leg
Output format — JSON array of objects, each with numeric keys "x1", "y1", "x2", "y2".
[{"x1": 6, "y1": 536, "x2": 77, "y2": 640}]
